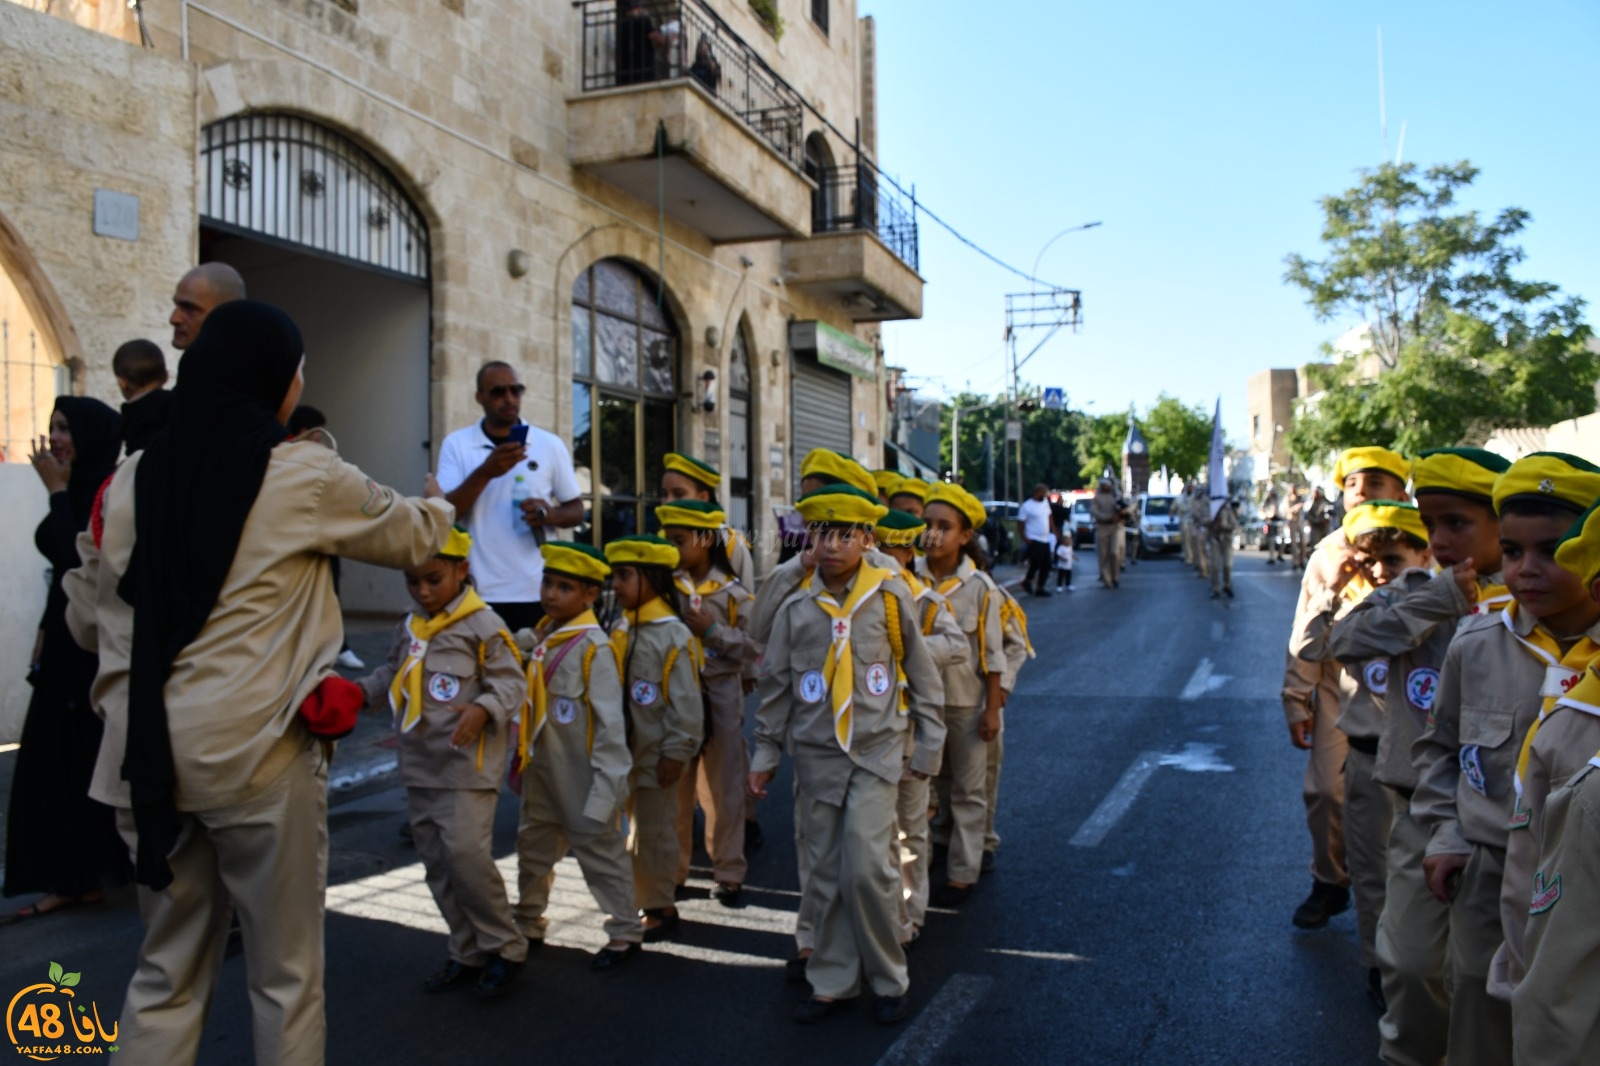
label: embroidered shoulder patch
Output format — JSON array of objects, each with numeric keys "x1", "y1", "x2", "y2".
[
  {"x1": 1530, "y1": 870, "x2": 1562, "y2": 914},
  {"x1": 361, "y1": 478, "x2": 390, "y2": 516}
]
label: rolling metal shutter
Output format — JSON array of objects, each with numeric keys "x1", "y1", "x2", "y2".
[{"x1": 791, "y1": 355, "x2": 853, "y2": 496}]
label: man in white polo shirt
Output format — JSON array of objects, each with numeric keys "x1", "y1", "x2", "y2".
[{"x1": 437, "y1": 361, "x2": 584, "y2": 631}]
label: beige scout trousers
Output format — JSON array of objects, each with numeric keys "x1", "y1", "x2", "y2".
[
  {"x1": 1304, "y1": 667, "x2": 1350, "y2": 888},
  {"x1": 802, "y1": 767, "x2": 909, "y2": 1000},
  {"x1": 1446, "y1": 844, "x2": 1512, "y2": 1066},
  {"x1": 674, "y1": 674, "x2": 749, "y2": 885},
  {"x1": 793, "y1": 775, "x2": 818, "y2": 953},
  {"x1": 1343, "y1": 746, "x2": 1394, "y2": 970},
  {"x1": 895, "y1": 764, "x2": 932, "y2": 940},
  {"x1": 629, "y1": 779, "x2": 683, "y2": 912},
  {"x1": 113, "y1": 745, "x2": 328, "y2": 1066},
  {"x1": 985, "y1": 727, "x2": 1004, "y2": 855},
  {"x1": 1207, "y1": 535, "x2": 1234, "y2": 594},
  {"x1": 941, "y1": 703, "x2": 990, "y2": 885},
  {"x1": 407, "y1": 787, "x2": 526, "y2": 967},
  {"x1": 515, "y1": 772, "x2": 643, "y2": 944},
  {"x1": 1375, "y1": 796, "x2": 1451, "y2": 1066},
  {"x1": 1094, "y1": 525, "x2": 1120, "y2": 586}
]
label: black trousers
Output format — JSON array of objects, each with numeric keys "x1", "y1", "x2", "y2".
[{"x1": 1023, "y1": 540, "x2": 1053, "y2": 591}]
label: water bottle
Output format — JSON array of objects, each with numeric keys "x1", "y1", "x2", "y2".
[{"x1": 511, "y1": 475, "x2": 531, "y2": 531}]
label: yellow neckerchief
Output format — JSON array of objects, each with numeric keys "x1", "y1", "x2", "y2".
[
  {"x1": 522, "y1": 610, "x2": 603, "y2": 761},
  {"x1": 1470, "y1": 572, "x2": 1513, "y2": 617},
  {"x1": 902, "y1": 569, "x2": 950, "y2": 636},
  {"x1": 1512, "y1": 610, "x2": 1600, "y2": 798},
  {"x1": 389, "y1": 587, "x2": 490, "y2": 734},
  {"x1": 925, "y1": 556, "x2": 992, "y2": 675},
  {"x1": 804, "y1": 563, "x2": 895, "y2": 751},
  {"x1": 675, "y1": 567, "x2": 740, "y2": 630},
  {"x1": 612, "y1": 596, "x2": 703, "y2": 687}
]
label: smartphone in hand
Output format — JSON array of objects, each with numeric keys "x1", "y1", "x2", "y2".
[{"x1": 508, "y1": 424, "x2": 530, "y2": 445}]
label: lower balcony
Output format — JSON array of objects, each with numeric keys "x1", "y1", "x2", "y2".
[{"x1": 782, "y1": 166, "x2": 923, "y2": 321}]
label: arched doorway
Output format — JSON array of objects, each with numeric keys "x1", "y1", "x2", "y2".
[
  {"x1": 803, "y1": 132, "x2": 836, "y2": 234},
  {"x1": 570, "y1": 258, "x2": 680, "y2": 545},
  {"x1": 726, "y1": 319, "x2": 754, "y2": 536},
  {"x1": 0, "y1": 215, "x2": 72, "y2": 465},
  {"x1": 198, "y1": 112, "x2": 431, "y2": 612}
]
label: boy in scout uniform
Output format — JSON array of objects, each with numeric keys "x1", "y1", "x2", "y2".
[
  {"x1": 887, "y1": 477, "x2": 928, "y2": 518},
  {"x1": 875, "y1": 508, "x2": 967, "y2": 942},
  {"x1": 357, "y1": 527, "x2": 530, "y2": 996},
  {"x1": 1323, "y1": 448, "x2": 1509, "y2": 1066},
  {"x1": 749, "y1": 484, "x2": 945, "y2": 1025},
  {"x1": 658, "y1": 500, "x2": 759, "y2": 905},
  {"x1": 513, "y1": 542, "x2": 644, "y2": 971},
  {"x1": 606, "y1": 535, "x2": 704, "y2": 941},
  {"x1": 1283, "y1": 446, "x2": 1411, "y2": 933},
  {"x1": 1412, "y1": 452, "x2": 1600, "y2": 1065},
  {"x1": 1294, "y1": 501, "x2": 1432, "y2": 1004},
  {"x1": 660, "y1": 452, "x2": 755, "y2": 591},
  {"x1": 1491, "y1": 499, "x2": 1600, "y2": 1004}
]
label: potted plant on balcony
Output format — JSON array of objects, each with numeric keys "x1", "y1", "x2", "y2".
[{"x1": 749, "y1": 0, "x2": 784, "y2": 39}]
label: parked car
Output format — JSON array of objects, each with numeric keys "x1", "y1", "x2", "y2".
[
  {"x1": 982, "y1": 501, "x2": 1020, "y2": 564},
  {"x1": 1135, "y1": 493, "x2": 1182, "y2": 558},
  {"x1": 1069, "y1": 497, "x2": 1094, "y2": 548}
]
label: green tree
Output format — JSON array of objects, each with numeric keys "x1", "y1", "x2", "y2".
[
  {"x1": 1284, "y1": 161, "x2": 1597, "y2": 460},
  {"x1": 1075, "y1": 412, "x2": 1127, "y2": 486},
  {"x1": 1143, "y1": 394, "x2": 1212, "y2": 481},
  {"x1": 940, "y1": 387, "x2": 1088, "y2": 497}
]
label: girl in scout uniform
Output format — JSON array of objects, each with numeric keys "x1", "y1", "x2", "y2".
[
  {"x1": 872, "y1": 469, "x2": 900, "y2": 506},
  {"x1": 887, "y1": 477, "x2": 928, "y2": 519},
  {"x1": 356, "y1": 527, "x2": 530, "y2": 997},
  {"x1": 1321, "y1": 447, "x2": 1508, "y2": 1066},
  {"x1": 512, "y1": 541, "x2": 644, "y2": 971},
  {"x1": 916, "y1": 483, "x2": 1005, "y2": 906},
  {"x1": 749, "y1": 484, "x2": 946, "y2": 1025},
  {"x1": 985, "y1": 581, "x2": 1036, "y2": 872},
  {"x1": 660, "y1": 452, "x2": 755, "y2": 591},
  {"x1": 874, "y1": 508, "x2": 967, "y2": 943},
  {"x1": 1412, "y1": 452, "x2": 1600, "y2": 1066},
  {"x1": 657, "y1": 499, "x2": 759, "y2": 905},
  {"x1": 606, "y1": 534, "x2": 704, "y2": 940}
]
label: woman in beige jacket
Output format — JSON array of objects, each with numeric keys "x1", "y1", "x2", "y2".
[{"x1": 65, "y1": 301, "x2": 454, "y2": 1066}]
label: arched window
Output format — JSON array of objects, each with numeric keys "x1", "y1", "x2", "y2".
[
  {"x1": 571, "y1": 258, "x2": 679, "y2": 545},
  {"x1": 726, "y1": 321, "x2": 754, "y2": 534},
  {"x1": 803, "y1": 132, "x2": 836, "y2": 234}
]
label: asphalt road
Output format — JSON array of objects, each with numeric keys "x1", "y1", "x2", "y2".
[{"x1": 0, "y1": 549, "x2": 1381, "y2": 1064}]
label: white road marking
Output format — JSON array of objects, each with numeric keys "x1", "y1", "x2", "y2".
[
  {"x1": 1158, "y1": 742, "x2": 1235, "y2": 773},
  {"x1": 875, "y1": 973, "x2": 994, "y2": 1066},
  {"x1": 328, "y1": 758, "x2": 399, "y2": 792},
  {"x1": 0, "y1": 743, "x2": 17, "y2": 754},
  {"x1": 1069, "y1": 752, "x2": 1161, "y2": 847},
  {"x1": 986, "y1": 948, "x2": 1091, "y2": 963},
  {"x1": 1179, "y1": 657, "x2": 1231, "y2": 700}
]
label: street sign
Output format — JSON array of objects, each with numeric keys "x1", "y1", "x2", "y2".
[
  {"x1": 1043, "y1": 387, "x2": 1064, "y2": 411},
  {"x1": 1005, "y1": 419, "x2": 1022, "y2": 442}
]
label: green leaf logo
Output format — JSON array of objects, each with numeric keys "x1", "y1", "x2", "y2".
[
  {"x1": 60, "y1": 972, "x2": 80, "y2": 987},
  {"x1": 48, "y1": 961, "x2": 63, "y2": 983},
  {"x1": 78, "y1": 1006, "x2": 86, "y2": 1013}
]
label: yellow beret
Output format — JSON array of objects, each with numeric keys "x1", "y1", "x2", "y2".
[
  {"x1": 604, "y1": 534, "x2": 681, "y2": 570},
  {"x1": 663, "y1": 452, "x2": 719, "y2": 489},
  {"x1": 796, "y1": 483, "x2": 888, "y2": 528},
  {"x1": 1413, "y1": 448, "x2": 1511, "y2": 502},
  {"x1": 873, "y1": 508, "x2": 927, "y2": 548},
  {"x1": 888, "y1": 477, "x2": 928, "y2": 502},
  {"x1": 872, "y1": 469, "x2": 901, "y2": 495},
  {"x1": 540, "y1": 541, "x2": 610, "y2": 583},
  {"x1": 800, "y1": 448, "x2": 877, "y2": 497},
  {"x1": 1343, "y1": 500, "x2": 1429, "y2": 545},
  {"x1": 1554, "y1": 502, "x2": 1600, "y2": 585},
  {"x1": 437, "y1": 525, "x2": 472, "y2": 560},
  {"x1": 655, "y1": 499, "x2": 726, "y2": 530},
  {"x1": 924, "y1": 483, "x2": 988, "y2": 531},
  {"x1": 1333, "y1": 446, "x2": 1412, "y2": 487},
  {"x1": 1492, "y1": 452, "x2": 1600, "y2": 515}
]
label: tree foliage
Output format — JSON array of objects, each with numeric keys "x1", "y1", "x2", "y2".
[
  {"x1": 940, "y1": 387, "x2": 1089, "y2": 498},
  {"x1": 1143, "y1": 394, "x2": 1212, "y2": 481},
  {"x1": 1284, "y1": 161, "x2": 1596, "y2": 460},
  {"x1": 1075, "y1": 413, "x2": 1126, "y2": 486}
]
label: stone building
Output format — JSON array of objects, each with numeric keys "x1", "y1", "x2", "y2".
[{"x1": 0, "y1": 0, "x2": 923, "y2": 735}]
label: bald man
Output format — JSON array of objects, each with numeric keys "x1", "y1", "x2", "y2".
[{"x1": 170, "y1": 263, "x2": 247, "y2": 350}]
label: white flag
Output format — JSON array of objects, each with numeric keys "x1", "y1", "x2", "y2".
[{"x1": 1208, "y1": 398, "x2": 1227, "y2": 519}]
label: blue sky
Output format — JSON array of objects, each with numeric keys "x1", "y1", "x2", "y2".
[{"x1": 864, "y1": 0, "x2": 1600, "y2": 443}]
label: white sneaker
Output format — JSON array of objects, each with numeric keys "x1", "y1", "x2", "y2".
[{"x1": 336, "y1": 649, "x2": 365, "y2": 670}]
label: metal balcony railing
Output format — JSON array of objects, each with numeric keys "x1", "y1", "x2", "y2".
[
  {"x1": 810, "y1": 165, "x2": 919, "y2": 271},
  {"x1": 578, "y1": 0, "x2": 803, "y2": 168}
]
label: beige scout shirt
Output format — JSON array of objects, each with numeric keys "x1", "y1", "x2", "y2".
[
  {"x1": 1282, "y1": 532, "x2": 1356, "y2": 727},
  {"x1": 1294, "y1": 582, "x2": 1396, "y2": 741},
  {"x1": 1089, "y1": 490, "x2": 1124, "y2": 527},
  {"x1": 915, "y1": 556, "x2": 1005, "y2": 710},
  {"x1": 64, "y1": 442, "x2": 454, "y2": 812},
  {"x1": 1493, "y1": 669, "x2": 1600, "y2": 998},
  {"x1": 614, "y1": 613, "x2": 703, "y2": 789},
  {"x1": 1328, "y1": 568, "x2": 1473, "y2": 790},
  {"x1": 749, "y1": 547, "x2": 898, "y2": 646},
  {"x1": 1512, "y1": 756, "x2": 1600, "y2": 1066},
  {"x1": 994, "y1": 585, "x2": 1031, "y2": 695},
  {"x1": 725, "y1": 528, "x2": 756, "y2": 592},
  {"x1": 528, "y1": 625, "x2": 631, "y2": 827},
  {"x1": 1411, "y1": 609, "x2": 1597, "y2": 858},
  {"x1": 357, "y1": 593, "x2": 525, "y2": 791},
  {"x1": 673, "y1": 567, "x2": 758, "y2": 682},
  {"x1": 753, "y1": 569, "x2": 946, "y2": 804}
]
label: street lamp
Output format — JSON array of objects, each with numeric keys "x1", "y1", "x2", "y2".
[{"x1": 1031, "y1": 221, "x2": 1102, "y2": 286}]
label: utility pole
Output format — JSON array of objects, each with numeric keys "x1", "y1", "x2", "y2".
[{"x1": 1003, "y1": 288, "x2": 1082, "y2": 497}]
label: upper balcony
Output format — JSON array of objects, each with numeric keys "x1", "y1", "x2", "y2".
[
  {"x1": 570, "y1": 0, "x2": 813, "y2": 243},
  {"x1": 782, "y1": 165, "x2": 923, "y2": 321}
]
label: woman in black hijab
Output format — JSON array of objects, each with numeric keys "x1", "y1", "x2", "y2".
[{"x1": 4, "y1": 395, "x2": 129, "y2": 917}]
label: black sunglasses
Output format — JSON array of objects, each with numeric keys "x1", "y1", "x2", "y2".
[{"x1": 486, "y1": 384, "x2": 527, "y2": 398}]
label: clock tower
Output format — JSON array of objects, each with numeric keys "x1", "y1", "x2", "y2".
[{"x1": 1122, "y1": 416, "x2": 1151, "y2": 497}]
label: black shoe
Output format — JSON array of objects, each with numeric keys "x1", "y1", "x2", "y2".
[
  {"x1": 525, "y1": 937, "x2": 544, "y2": 954},
  {"x1": 785, "y1": 956, "x2": 810, "y2": 985},
  {"x1": 422, "y1": 960, "x2": 482, "y2": 994},
  {"x1": 1292, "y1": 881, "x2": 1351, "y2": 930},
  {"x1": 590, "y1": 942, "x2": 641, "y2": 971},
  {"x1": 932, "y1": 883, "x2": 973, "y2": 907},
  {"x1": 981, "y1": 850, "x2": 996, "y2": 873},
  {"x1": 745, "y1": 819, "x2": 764, "y2": 852},
  {"x1": 673, "y1": 883, "x2": 693, "y2": 902},
  {"x1": 399, "y1": 820, "x2": 413, "y2": 844},
  {"x1": 641, "y1": 910, "x2": 681, "y2": 942},
  {"x1": 1367, "y1": 967, "x2": 1387, "y2": 1014},
  {"x1": 1211, "y1": 591, "x2": 1220, "y2": 600},
  {"x1": 793, "y1": 996, "x2": 852, "y2": 1024},
  {"x1": 711, "y1": 883, "x2": 743, "y2": 908},
  {"x1": 874, "y1": 995, "x2": 910, "y2": 1025},
  {"x1": 1225, "y1": 587, "x2": 1234, "y2": 599},
  {"x1": 476, "y1": 955, "x2": 522, "y2": 999}
]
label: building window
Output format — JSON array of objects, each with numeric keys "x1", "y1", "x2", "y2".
[
  {"x1": 810, "y1": 0, "x2": 828, "y2": 35},
  {"x1": 572, "y1": 259, "x2": 679, "y2": 546},
  {"x1": 727, "y1": 322, "x2": 754, "y2": 536},
  {"x1": 1252, "y1": 414, "x2": 1261, "y2": 445}
]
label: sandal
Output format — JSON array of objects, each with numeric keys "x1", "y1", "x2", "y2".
[{"x1": 6, "y1": 892, "x2": 101, "y2": 924}]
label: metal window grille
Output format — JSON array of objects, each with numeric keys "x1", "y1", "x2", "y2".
[
  {"x1": 810, "y1": 165, "x2": 919, "y2": 271},
  {"x1": 200, "y1": 114, "x2": 429, "y2": 280},
  {"x1": 0, "y1": 320, "x2": 63, "y2": 464}
]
